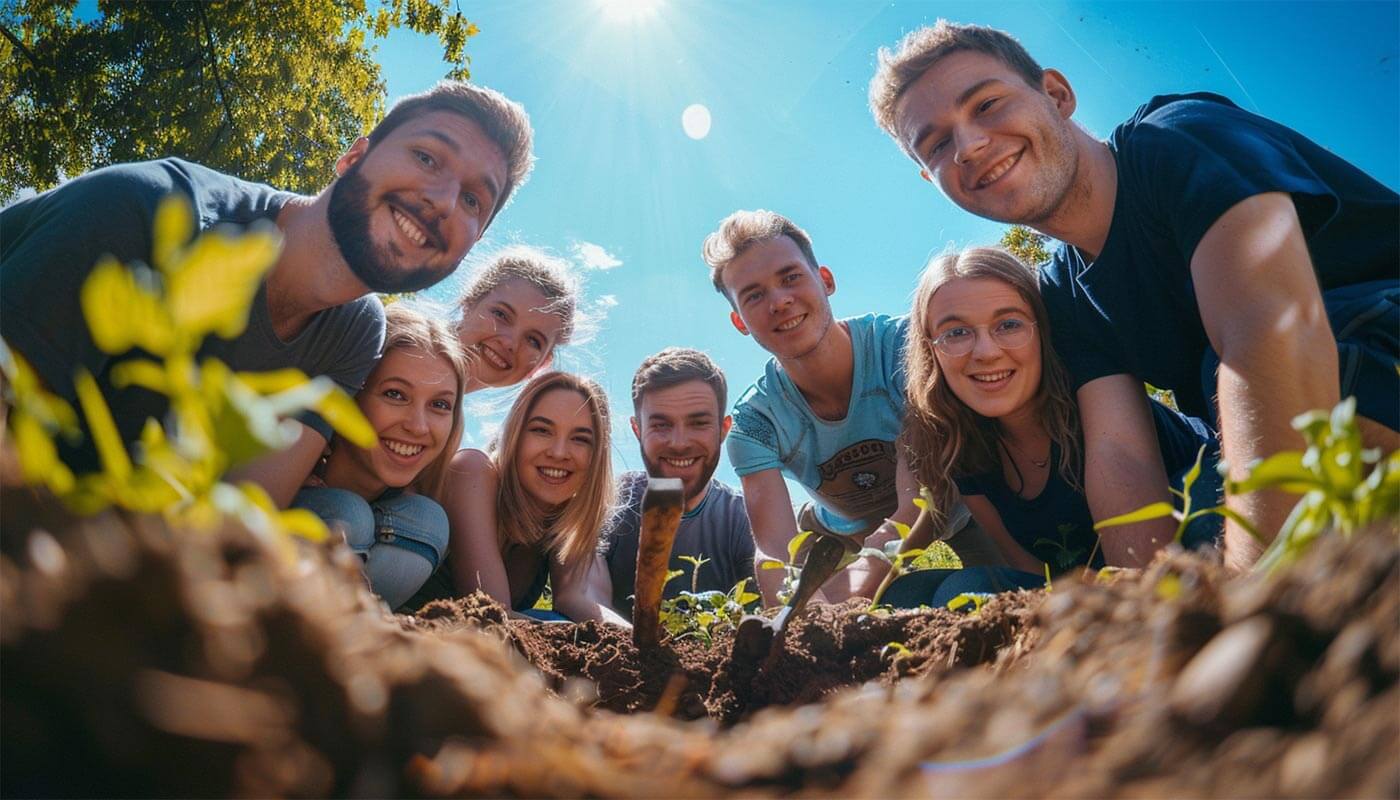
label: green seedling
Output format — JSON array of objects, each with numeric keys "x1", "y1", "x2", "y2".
[
  {"x1": 860, "y1": 515, "x2": 927, "y2": 610},
  {"x1": 946, "y1": 592, "x2": 993, "y2": 614},
  {"x1": 677, "y1": 554, "x2": 711, "y2": 594},
  {"x1": 1234, "y1": 398, "x2": 1398, "y2": 573},
  {"x1": 881, "y1": 641, "x2": 913, "y2": 662},
  {"x1": 656, "y1": 567, "x2": 762, "y2": 647},
  {"x1": 1, "y1": 194, "x2": 376, "y2": 555},
  {"x1": 1091, "y1": 398, "x2": 1397, "y2": 575},
  {"x1": 1091, "y1": 444, "x2": 1249, "y2": 567}
]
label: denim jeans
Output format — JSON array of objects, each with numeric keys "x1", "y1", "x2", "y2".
[
  {"x1": 293, "y1": 487, "x2": 450, "y2": 611},
  {"x1": 881, "y1": 566, "x2": 1046, "y2": 610}
]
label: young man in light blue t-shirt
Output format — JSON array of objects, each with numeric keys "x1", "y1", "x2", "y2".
[{"x1": 702, "y1": 209, "x2": 989, "y2": 607}]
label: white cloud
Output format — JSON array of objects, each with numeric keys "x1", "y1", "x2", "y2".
[
  {"x1": 598, "y1": 294, "x2": 619, "y2": 308},
  {"x1": 479, "y1": 418, "x2": 502, "y2": 441},
  {"x1": 571, "y1": 241, "x2": 623, "y2": 271}
]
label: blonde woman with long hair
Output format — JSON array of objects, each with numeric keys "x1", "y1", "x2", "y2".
[
  {"x1": 294, "y1": 304, "x2": 470, "y2": 611},
  {"x1": 410, "y1": 371, "x2": 624, "y2": 623},
  {"x1": 892, "y1": 247, "x2": 1220, "y2": 607}
]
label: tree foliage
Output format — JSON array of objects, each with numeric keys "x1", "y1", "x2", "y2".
[
  {"x1": 1000, "y1": 224, "x2": 1052, "y2": 267},
  {"x1": 1, "y1": 0, "x2": 479, "y2": 199}
]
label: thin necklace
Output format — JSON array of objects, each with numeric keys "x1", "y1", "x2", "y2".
[{"x1": 1000, "y1": 436, "x2": 1049, "y2": 469}]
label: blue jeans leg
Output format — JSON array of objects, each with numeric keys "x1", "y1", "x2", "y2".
[
  {"x1": 929, "y1": 566, "x2": 1047, "y2": 610},
  {"x1": 367, "y1": 493, "x2": 450, "y2": 611},
  {"x1": 293, "y1": 487, "x2": 375, "y2": 554}
]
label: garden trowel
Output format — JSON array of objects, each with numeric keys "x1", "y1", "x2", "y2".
[
  {"x1": 632, "y1": 477, "x2": 685, "y2": 649},
  {"x1": 733, "y1": 530, "x2": 856, "y2": 660}
]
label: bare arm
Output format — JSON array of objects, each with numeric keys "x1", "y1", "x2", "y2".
[
  {"x1": 739, "y1": 468, "x2": 810, "y2": 608},
  {"x1": 225, "y1": 422, "x2": 327, "y2": 508},
  {"x1": 583, "y1": 552, "x2": 617, "y2": 611},
  {"x1": 962, "y1": 494, "x2": 1046, "y2": 575},
  {"x1": 1078, "y1": 374, "x2": 1177, "y2": 567},
  {"x1": 441, "y1": 449, "x2": 515, "y2": 606},
  {"x1": 1191, "y1": 193, "x2": 1337, "y2": 570},
  {"x1": 552, "y1": 557, "x2": 631, "y2": 626}
]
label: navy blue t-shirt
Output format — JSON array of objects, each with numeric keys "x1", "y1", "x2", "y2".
[
  {"x1": 1040, "y1": 93, "x2": 1399, "y2": 423},
  {"x1": 954, "y1": 401, "x2": 1214, "y2": 573}
]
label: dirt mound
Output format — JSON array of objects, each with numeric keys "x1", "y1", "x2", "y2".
[{"x1": 2, "y1": 485, "x2": 1396, "y2": 798}]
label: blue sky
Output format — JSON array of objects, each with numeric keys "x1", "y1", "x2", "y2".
[{"x1": 383, "y1": 1, "x2": 1398, "y2": 488}]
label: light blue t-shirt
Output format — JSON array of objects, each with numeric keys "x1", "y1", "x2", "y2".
[{"x1": 726, "y1": 313, "x2": 910, "y2": 535}]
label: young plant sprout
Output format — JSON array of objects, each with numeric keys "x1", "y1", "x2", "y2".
[{"x1": 1093, "y1": 398, "x2": 1397, "y2": 574}]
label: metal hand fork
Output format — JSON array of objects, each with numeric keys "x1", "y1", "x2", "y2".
[{"x1": 631, "y1": 477, "x2": 684, "y2": 649}]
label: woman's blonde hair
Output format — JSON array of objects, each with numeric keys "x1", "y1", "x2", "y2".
[
  {"x1": 379, "y1": 303, "x2": 471, "y2": 501},
  {"x1": 457, "y1": 245, "x2": 581, "y2": 346},
  {"x1": 902, "y1": 246, "x2": 1081, "y2": 526},
  {"x1": 490, "y1": 371, "x2": 614, "y2": 576}
]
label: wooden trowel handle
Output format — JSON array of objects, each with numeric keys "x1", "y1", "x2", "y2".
[{"x1": 632, "y1": 477, "x2": 685, "y2": 648}]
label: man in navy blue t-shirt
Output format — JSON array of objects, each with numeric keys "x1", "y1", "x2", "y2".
[{"x1": 869, "y1": 21, "x2": 1398, "y2": 570}]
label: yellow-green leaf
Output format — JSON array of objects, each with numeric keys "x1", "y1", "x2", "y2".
[
  {"x1": 166, "y1": 226, "x2": 281, "y2": 340},
  {"x1": 1227, "y1": 450, "x2": 1322, "y2": 496},
  {"x1": 278, "y1": 508, "x2": 330, "y2": 542},
  {"x1": 312, "y1": 385, "x2": 376, "y2": 448},
  {"x1": 152, "y1": 194, "x2": 194, "y2": 273},
  {"x1": 758, "y1": 558, "x2": 787, "y2": 570},
  {"x1": 80, "y1": 256, "x2": 174, "y2": 355},
  {"x1": 110, "y1": 359, "x2": 171, "y2": 395},
  {"x1": 234, "y1": 368, "x2": 314, "y2": 394},
  {"x1": 13, "y1": 412, "x2": 75, "y2": 494},
  {"x1": 787, "y1": 530, "x2": 813, "y2": 563},
  {"x1": 73, "y1": 368, "x2": 132, "y2": 481},
  {"x1": 1093, "y1": 501, "x2": 1175, "y2": 531}
]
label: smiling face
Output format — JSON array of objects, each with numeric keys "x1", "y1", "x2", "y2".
[
  {"x1": 515, "y1": 388, "x2": 597, "y2": 508},
  {"x1": 926, "y1": 276, "x2": 1042, "y2": 422},
  {"x1": 458, "y1": 278, "x2": 563, "y2": 389},
  {"x1": 632, "y1": 380, "x2": 730, "y2": 510},
  {"x1": 723, "y1": 235, "x2": 837, "y2": 361},
  {"x1": 329, "y1": 110, "x2": 510, "y2": 294},
  {"x1": 893, "y1": 49, "x2": 1079, "y2": 226},
  {"x1": 339, "y1": 345, "x2": 459, "y2": 495}
]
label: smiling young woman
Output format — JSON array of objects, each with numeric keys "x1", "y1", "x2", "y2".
[
  {"x1": 292, "y1": 304, "x2": 469, "y2": 611},
  {"x1": 891, "y1": 247, "x2": 1221, "y2": 607},
  {"x1": 455, "y1": 246, "x2": 581, "y2": 392},
  {"x1": 407, "y1": 371, "x2": 625, "y2": 624}
]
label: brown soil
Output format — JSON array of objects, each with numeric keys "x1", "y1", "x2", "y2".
[{"x1": 2, "y1": 486, "x2": 1396, "y2": 798}]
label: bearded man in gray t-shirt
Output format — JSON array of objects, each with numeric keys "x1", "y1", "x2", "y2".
[{"x1": 592, "y1": 348, "x2": 756, "y2": 620}]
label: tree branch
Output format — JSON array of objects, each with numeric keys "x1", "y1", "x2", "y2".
[
  {"x1": 0, "y1": 24, "x2": 42, "y2": 71},
  {"x1": 195, "y1": 2, "x2": 235, "y2": 159}
]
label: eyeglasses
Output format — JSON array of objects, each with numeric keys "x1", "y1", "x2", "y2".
[{"x1": 930, "y1": 317, "x2": 1037, "y2": 357}]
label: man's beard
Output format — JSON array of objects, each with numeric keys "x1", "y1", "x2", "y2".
[
  {"x1": 327, "y1": 163, "x2": 448, "y2": 294},
  {"x1": 642, "y1": 447, "x2": 721, "y2": 506}
]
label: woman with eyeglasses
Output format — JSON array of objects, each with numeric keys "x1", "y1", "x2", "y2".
[{"x1": 889, "y1": 247, "x2": 1220, "y2": 607}]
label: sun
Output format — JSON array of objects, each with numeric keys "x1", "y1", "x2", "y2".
[{"x1": 597, "y1": 0, "x2": 661, "y2": 23}]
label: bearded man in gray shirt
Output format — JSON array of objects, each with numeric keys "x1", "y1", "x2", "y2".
[{"x1": 592, "y1": 348, "x2": 756, "y2": 620}]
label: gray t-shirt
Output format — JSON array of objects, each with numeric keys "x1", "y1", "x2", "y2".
[
  {"x1": 1, "y1": 158, "x2": 384, "y2": 468},
  {"x1": 598, "y1": 471, "x2": 756, "y2": 617}
]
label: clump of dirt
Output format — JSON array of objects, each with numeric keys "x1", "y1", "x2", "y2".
[{"x1": 3, "y1": 482, "x2": 1396, "y2": 798}]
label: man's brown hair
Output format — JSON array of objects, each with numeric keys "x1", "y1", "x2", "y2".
[
  {"x1": 700, "y1": 209, "x2": 819, "y2": 303},
  {"x1": 869, "y1": 21, "x2": 1045, "y2": 159},
  {"x1": 631, "y1": 347, "x2": 728, "y2": 417},
  {"x1": 368, "y1": 81, "x2": 535, "y2": 220}
]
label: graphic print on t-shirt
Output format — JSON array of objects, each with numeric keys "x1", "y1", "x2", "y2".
[{"x1": 814, "y1": 439, "x2": 896, "y2": 521}]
